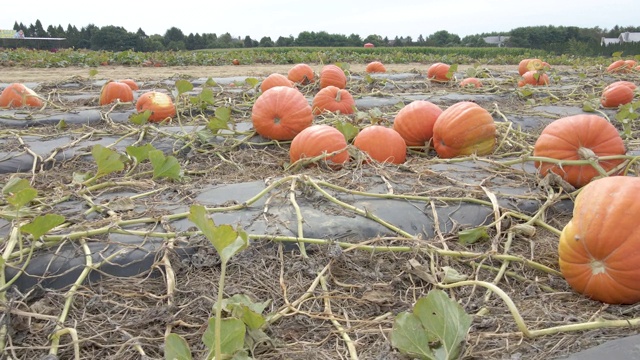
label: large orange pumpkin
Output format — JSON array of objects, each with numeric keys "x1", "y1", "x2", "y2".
[
  {"x1": 559, "y1": 176, "x2": 640, "y2": 304},
  {"x1": 260, "y1": 73, "x2": 294, "y2": 93},
  {"x1": 135, "y1": 91, "x2": 176, "y2": 123},
  {"x1": 533, "y1": 114, "x2": 626, "y2": 188},
  {"x1": 289, "y1": 124, "x2": 349, "y2": 167},
  {"x1": 606, "y1": 59, "x2": 631, "y2": 74},
  {"x1": 251, "y1": 86, "x2": 313, "y2": 141},
  {"x1": 99, "y1": 80, "x2": 134, "y2": 105},
  {"x1": 601, "y1": 81, "x2": 635, "y2": 108},
  {"x1": 432, "y1": 101, "x2": 496, "y2": 158},
  {"x1": 426, "y1": 62, "x2": 452, "y2": 82},
  {"x1": 0, "y1": 83, "x2": 43, "y2": 108},
  {"x1": 365, "y1": 61, "x2": 386, "y2": 73},
  {"x1": 353, "y1": 125, "x2": 406, "y2": 164},
  {"x1": 392, "y1": 100, "x2": 442, "y2": 147},
  {"x1": 518, "y1": 71, "x2": 550, "y2": 87},
  {"x1": 288, "y1": 63, "x2": 315, "y2": 85},
  {"x1": 319, "y1": 65, "x2": 347, "y2": 89},
  {"x1": 312, "y1": 86, "x2": 355, "y2": 115}
]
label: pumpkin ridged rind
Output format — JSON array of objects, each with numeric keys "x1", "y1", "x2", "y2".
[
  {"x1": 289, "y1": 124, "x2": 349, "y2": 167},
  {"x1": 559, "y1": 176, "x2": 640, "y2": 304},
  {"x1": 601, "y1": 82, "x2": 635, "y2": 108},
  {"x1": 432, "y1": 101, "x2": 496, "y2": 158},
  {"x1": 353, "y1": 125, "x2": 406, "y2": 164},
  {"x1": 533, "y1": 114, "x2": 626, "y2": 188},
  {"x1": 251, "y1": 86, "x2": 313, "y2": 141},
  {"x1": 288, "y1": 63, "x2": 315, "y2": 85},
  {"x1": 319, "y1": 64, "x2": 347, "y2": 89},
  {"x1": 0, "y1": 83, "x2": 43, "y2": 108},
  {"x1": 392, "y1": 100, "x2": 442, "y2": 147},
  {"x1": 99, "y1": 81, "x2": 134, "y2": 105},
  {"x1": 261, "y1": 73, "x2": 294, "y2": 93},
  {"x1": 426, "y1": 62, "x2": 451, "y2": 82},
  {"x1": 312, "y1": 86, "x2": 355, "y2": 115},
  {"x1": 365, "y1": 61, "x2": 386, "y2": 73},
  {"x1": 135, "y1": 91, "x2": 176, "y2": 122}
]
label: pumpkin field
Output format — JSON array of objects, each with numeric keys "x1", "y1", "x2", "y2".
[{"x1": 1, "y1": 51, "x2": 640, "y2": 360}]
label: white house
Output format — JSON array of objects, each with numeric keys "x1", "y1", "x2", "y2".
[
  {"x1": 483, "y1": 35, "x2": 510, "y2": 47},
  {"x1": 602, "y1": 32, "x2": 640, "y2": 46}
]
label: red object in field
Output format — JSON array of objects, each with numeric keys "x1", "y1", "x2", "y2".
[{"x1": 364, "y1": 43, "x2": 374, "y2": 48}]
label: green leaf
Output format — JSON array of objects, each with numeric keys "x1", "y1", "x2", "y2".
[
  {"x1": 130, "y1": 109, "x2": 151, "y2": 125},
  {"x1": 205, "y1": 77, "x2": 218, "y2": 87},
  {"x1": 148, "y1": 150, "x2": 181, "y2": 181},
  {"x1": 126, "y1": 143, "x2": 156, "y2": 163},
  {"x1": 92, "y1": 144, "x2": 125, "y2": 178},
  {"x1": 245, "y1": 77, "x2": 260, "y2": 88},
  {"x1": 458, "y1": 226, "x2": 489, "y2": 245},
  {"x1": 175, "y1": 79, "x2": 194, "y2": 96},
  {"x1": 7, "y1": 188, "x2": 37, "y2": 209},
  {"x1": 215, "y1": 106, "x2": 231, "y2": 122},
  {"x1": 187, "y1": 205, "x2": 248, "y2": 263},
  {"x1": 56, "y1": 119, "x2": 67, "y2": 130},
  {"x1": 391, "y1": 290, "x2": 472, "y2": 360},
  {"x1": 202, "y1": 317, "x2": 246, "y2": 357},
  {"x1": 207, "y1": 117, "x2": 230, "y2": 134},
  {"x1": 88, "y1": 68, "x2": 98, "y2": 77},
  {"x1": 3, "y1": 178, "x2": 31, "y2": 195},
  {"x1": 21, "y1": 214, "x2": 65, "y2": 239},
  {"x1": 446, "y1": 64, "x2": 458, "y2": 80},
  {"x1": 335, "y1": 121, "x2": 359, "y2": 142},
  {"x1": 165, "y1": 333, "x2": 193, "y2": 360},
  {"x1": 390, "y1": 312, "x2": 435, "y2": 359}
]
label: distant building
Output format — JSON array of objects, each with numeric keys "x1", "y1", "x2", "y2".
[
  {"x1": 601, "y1": 32, "x2": 640, "y2": 46},
  {"x1": 483, "y1": 35, "x2": 510, "y2": 47}
]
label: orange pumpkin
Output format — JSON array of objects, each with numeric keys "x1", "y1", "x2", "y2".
[
  {"x1": 312, "y1": 86, "x2": 355, "y2": 115},
  {"x1": 601, "y1": 81, "x2": 635, "y2": 108},
  {"x1": 289, "y1": 124, "x2": 349, "y2": 167},
  {"x1": 135, "y1": 91, "x2": 176, "y2": 123},
  {"x1": 533, "y1": 114, "x2": 626, "y2": 188},
  {"x1": 518, "y1": 70, "x2": 550, "y2": 87},
  {"x1": 353, "y1": 125, "x2": 406, "y2": 164},
  {"x1": 559, "y1": 176, "x2": 640, "y2": 304},
  {"x1": 610, "y1": 80, "x2": 637, "y2": 91},
  {"x1": 624, "y1": 59, "x2": 638, "y2": 69},
  {"x1": 392, "y1": 100, "x2": 442, "y2": 147},
  {"x1": 0, "y1": 83, "x2": 43, "y2": 108},
  {"x1": 606, "y1": 59, "x2": 630, "y2": 74},
  {"x1": 99, "y1": 80, "x2": 134, "y2": 105},
  {"x1": 232, "y1": 59, "x2": 240, "y2": 65},
  {"x1": 518, "y1": 58, "x2": 544, "y2": 75},
  {"x1": 260, "y1": 73, "x2": 294, "y2": 93},
  {"x1": 319, "y1": 64, "x2": 347, "y2": 89},
  {"x1": 426, "y1": 62, "x2": 452, "y2": 82},
  {"x1": 459, "y1": 77, "x2": 483, "y2": 88},
  {"x1": 288, "y1": 63, "x2": 314, "y2": 85},
  {"x1": 432, "y1": 101, "x2": 496, "y2": 159},
  {"x1": 251, "y1": 86, "x2": 313, "y2": 140},
  {"x1": 365, "y1": 61, "x2": 386, "y2": 73},
  {"x1": 120, "y1": 79, "x2": 139, "y2": 91}
]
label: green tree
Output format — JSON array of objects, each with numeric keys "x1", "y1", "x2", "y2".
[
  {"x1": 164, "y1": 27, "x2": 185, "y2": 47},
  {"x1": 259, "y1": 36, "x2": 274, "y2": 47},
  {"x1": 275, "y1": 35, "x2": 294, "y2": 47},
  {"x1": 427, "y1": 30, "x2": 461, "y2": 46},
  {"x1": 91, "y1": 26, "x2": 138, "y2": 51}
]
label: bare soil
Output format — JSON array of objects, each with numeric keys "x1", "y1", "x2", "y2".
[{"x1": 1, "y1": 63, "x2": 638, "y2": 360}]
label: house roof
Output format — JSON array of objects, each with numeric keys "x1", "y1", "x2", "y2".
[
  {"x1": 602, "y1": 37, "x2": 621, "y2": 45},
  {"x1": 483, "y1": 36, "x2": 509, "y2": 44},
  {"x1": 620, "y1": 32, "x2": 640, "y2": 42}
]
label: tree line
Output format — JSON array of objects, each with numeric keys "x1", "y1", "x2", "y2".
[{"x1": 9, "y1": 20, "x2": 640, "y2": 56}]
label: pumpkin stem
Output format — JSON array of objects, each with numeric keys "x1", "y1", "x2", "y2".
[
  {"x1": 577, "y1": 147, "x2": 597, "y2": 161},
  {"x1": 335, "y1": 90, "x2": 342, "y2": 102}
]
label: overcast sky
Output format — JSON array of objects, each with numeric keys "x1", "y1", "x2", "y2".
[{"x1": 2, "y1": 0, "x2": 638, "y2": 40}]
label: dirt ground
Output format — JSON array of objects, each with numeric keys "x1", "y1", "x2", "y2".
[{"x1": 1, "y1": 63, "x2": 639, "y2": 360}]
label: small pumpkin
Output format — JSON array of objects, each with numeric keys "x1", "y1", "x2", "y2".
[
  {"x1": 459, "y1": 77, "x2": 483, "y2": 88},
  {"x1": 260, "y1": 73, "x2": 294, "y2": 93},
  {"x1": 135, "y1": 91, "x2": 176, "y2": 123},
  {"x1": 312, "y1": 86, "x2": 355, "y2": 115},
  {"x1": 0, "y1": 83, "x2": 43, "y2": 108},
  {"x1": 518, "y1": 58, "x2": 544, "y2": 75},
  {"x1": 426, "y1": 62, "x2": 452, "y2": 82},
  {"x1": 232, "y1": 59, "x2": 240, "y2": 65},
  {"x1": 288, "y1": 63, "x2": 314, "y2": 85},
  {"x1": 353, "y1": 125, "x2": 406, "y2": 164},
  {"x1": 533, "y1": 114, "x2": 626, "y2": 188},
  {"x1": 559, "y1": 176, "x2": 640, "y2": 304},
  {"x1": 251, "y1": 86, "x2": 313, "y2": 141},
  {"x1": 289, "y1": 124, "x2": 349, "y2": 167},
  {"x1": 392, "y1": 100, "x2": 442, "y2": 147},
  {"x1": 99, "y1": 80, "x2": 134, "y2": 105},
  {"x1": 432, "y1": 101, "x2": 496, "y2": 159},
  {"x1": 365, "y1": 61, "x2": 386, "y2": 73},
  {"x1": 601, "y1": 81, "x2": 635, "y2": 108},
  {"x1": 319, "y1": 64, "x2": 347, "y2": 89},
  {"x1": 120, "y1": 79, "x2": 139, "y2": 91},
  {"x1": 518, "y1": 70, "x2": 550, "y2": 87}
]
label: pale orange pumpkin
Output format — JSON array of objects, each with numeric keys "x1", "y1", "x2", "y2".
[
  {"x1": 459, "y1": 77, "x2": 483, "y2": 88},
  {"x1": 289, "y1": 124, "x2": 349, "y2": 167},
  {"x1": 353, "y1": 125, "x2": 406, "y2": 164},
  {"x1": 288, "y1": 63, "x2": 315, "y2": 85},
  {"x1": 518, "y1": 58, "x2": 544, "y2": 75},
  {"x1": 518, "y1": 71, "x2": 550, "y2": 87},
  {"x1": 533, "y1": 114, "x2": 626, "y2": 188},
  {"x1": 426, "y1": 62, "x2": 452, "y2": 82},
  {"x1": 312, "y1": 86, "x2": 355, "y2": 115},
  {"x1": 251, "y1": 86, "x2": 313, "y2": 140},
  {"x1": 601, "y1": 81, "x2": 635, "y2": 108},
  {"x1": 99, "y1": 80, "x2": 134, "y2": 105},
  {"x1": 432, "y1": 101, "x2": 496, "y2": 158},
  {"x1": 392, "y1": 100, "x2": 442, "y2": 147},
  {"x1": 559, "y1": 176, "x2": 640, "y2": 304},
  {"x1": 120, "y1": 79, "x2": 139, "y2": 91},
  {"x1": 260, "y1": 73, "x2": 294, "y2": 93},
  {"x1": 135, "y1": 91, "x2": 176, "y2": 123},
  {"x1": 0, "y1": 83, "x2": 43, "y2": 108},
  {"x1": 365, "y1": 61, "x2": 386, "y2": 73},
  {"x1": 606, "y1": 59, "x2": 631, "y2": 74},
  {"x1": 319, "y1": 64, "x2": 347, "y2": 89}
]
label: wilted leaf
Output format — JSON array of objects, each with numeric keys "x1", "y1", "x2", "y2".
[{"x1": 458, "y1": 226, "x2": 489, "y2": 245}]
